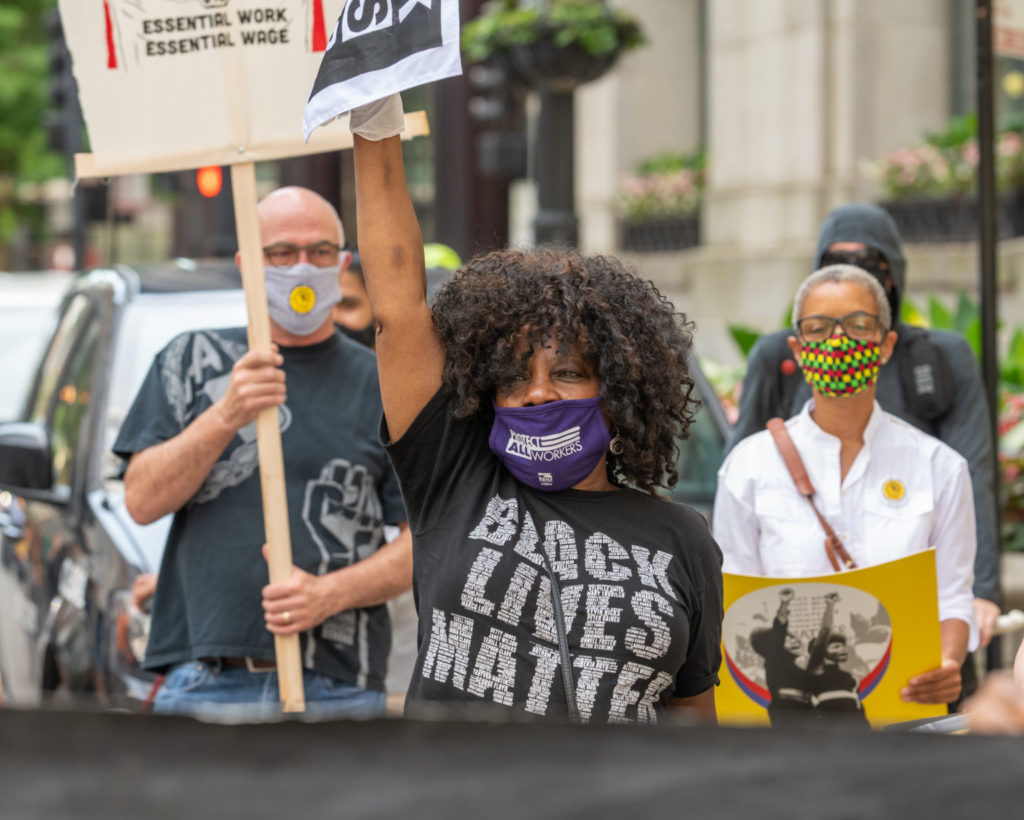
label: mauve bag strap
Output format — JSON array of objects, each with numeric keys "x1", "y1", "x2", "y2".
[{"x1": 766, "y1": 418, "x2": 857, "y2": 572}]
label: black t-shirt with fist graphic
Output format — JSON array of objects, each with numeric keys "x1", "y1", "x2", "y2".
[{"x1": 114, "y1": 327, "x2": 405, "y2": 689}]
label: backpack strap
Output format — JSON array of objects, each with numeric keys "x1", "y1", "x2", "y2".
[
  {"x1": 896, "y1": 324, "x2": 954, "y2": 426},
  {"x1": 766, "y1": 418, "x2": 857, "y2": 572}
]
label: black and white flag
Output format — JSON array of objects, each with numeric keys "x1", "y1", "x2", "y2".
[{"x1": 303, "y1": 0, "x2": 462, "y2": 140}]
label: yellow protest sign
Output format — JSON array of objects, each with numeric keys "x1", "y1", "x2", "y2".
[{"x1": 718, "y1": 550, "x2": 946, "y2": 729}]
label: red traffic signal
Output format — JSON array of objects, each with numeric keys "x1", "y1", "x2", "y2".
[{"x1": 196, "y1": 166, "x2": 223, "y2": 198}]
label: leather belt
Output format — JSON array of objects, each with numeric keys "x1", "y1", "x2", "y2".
[
  {"x1": 202, "y1": 656, "x2": 276, "y2": 672},
  {"x1": 813, "y1": 690, "x2": 861, "y2": 707}
]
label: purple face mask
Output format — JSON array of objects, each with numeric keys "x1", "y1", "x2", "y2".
[{"x1": 488, "y1": 396, "x2": 611, "y2": 492}]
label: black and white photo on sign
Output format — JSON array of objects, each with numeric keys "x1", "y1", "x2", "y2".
[
  {"x1": 303, "y1": 0, "x2": 462, "y2": 139},
  {"x1": 723, "y1": 582, "x2": 892, "y2": 721}
]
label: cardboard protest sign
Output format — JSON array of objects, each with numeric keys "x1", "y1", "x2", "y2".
[
  {"x1": 303, "y1": 0, "x2": 461, "y2": 139},
  {"x1": 58, "y1": 0, "x2": 428, "y2": 177},
  {"x1": 717, "y1": 550, "x2": 947, "y2": 729},
  {"x1": 56, "y1": 0, "x2": 441, "y2": 711}
]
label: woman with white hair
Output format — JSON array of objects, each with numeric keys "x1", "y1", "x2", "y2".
[{"x1": 714, "y1": 264, "x2": 977, "y2": 709}]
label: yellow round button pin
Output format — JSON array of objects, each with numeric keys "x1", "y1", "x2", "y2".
[
  {"x1": 882, "y1": 479, "x2": 905, "y2": 502},
  {"x1": 289, "y1": 285, "x2": 316, "y2": 314}
]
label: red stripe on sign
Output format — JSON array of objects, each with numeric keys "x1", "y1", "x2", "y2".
[
  {"x1": 312, "y1": 0, "x2": 327, "y2": 51},
  {"x1": 104, "y1": 0, "x2": 118, "y2": 68}
]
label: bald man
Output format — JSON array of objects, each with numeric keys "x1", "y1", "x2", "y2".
[{"x1": 114, "y1": 187, "x2": 410, "y2": 719}]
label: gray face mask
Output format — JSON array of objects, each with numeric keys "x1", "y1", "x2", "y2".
[{"x1": 264, "y1": 263, "x2": 341, "y2": 336}]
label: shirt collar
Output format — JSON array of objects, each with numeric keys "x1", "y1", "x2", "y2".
[
  {"x1": 796, "y1": 398, "x2": 884, "y2": 446},
  {"x1": 862, "y1": 400, "x2": 884, "y2": 445}
]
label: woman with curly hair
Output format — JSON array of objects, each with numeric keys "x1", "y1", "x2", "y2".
[{"x1": 348, "y1": 95, "x2": 722, "y2": 724}]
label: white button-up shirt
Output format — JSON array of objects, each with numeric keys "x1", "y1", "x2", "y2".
[{"x1": 713, "y1": 400, "x2": 977, "y2": 647}]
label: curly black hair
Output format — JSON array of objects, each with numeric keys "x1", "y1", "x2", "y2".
[{"x1": 430, "y1": 247, "x2": 699, "y2": 495}]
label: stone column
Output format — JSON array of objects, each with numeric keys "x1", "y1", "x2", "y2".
[
  {"x1": 575, "y1": 0, "x2": 703, "y2": 252},
  {"x1": 689, "y1": 0, "x2": 951, "y2": 364}
]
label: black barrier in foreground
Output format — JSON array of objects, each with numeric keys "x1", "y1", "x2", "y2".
[{"x1": 1, "y1": 707, "x2": 1023, "y2": 818}]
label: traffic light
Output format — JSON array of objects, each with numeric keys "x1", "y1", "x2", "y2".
[
  {"x1": 196, "y1": 166, "x2": 224, "y2": 198},
  {"x1": 45, "y1": 9, "x2": 83, "y2": 155},
  {"x1": 467, "y1": 60, "x2": 527, "y2": 179}
]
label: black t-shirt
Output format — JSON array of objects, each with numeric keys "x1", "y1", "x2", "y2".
[
  {"x1": 385, "y1": 388, "x2": 723, "y2": 723},
  {"x1": 756, "y1": 617, "x2": 809, "y2": 695},
  {"x1": 113, "y1": 327, "x2": 405, "y2": 690},
  {"x1": 813, "y1": 666, "x2": 861, "y2": 707}
]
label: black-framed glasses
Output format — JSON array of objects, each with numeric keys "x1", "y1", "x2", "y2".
[
  {"x1": 262, "y1": 241, "x2": 343, "y2": 267},
  {"x1": 795, "y1": 311, "x2": 886, "y2": 342},
  {"x1": 819, "y1": 247, "x2": 890, "y2": 279}
]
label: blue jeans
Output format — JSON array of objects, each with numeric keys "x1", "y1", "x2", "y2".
[{"x1": 153, "y1": 660, "x2": 386, "y2": 722}]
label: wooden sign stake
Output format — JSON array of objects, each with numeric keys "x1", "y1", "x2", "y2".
[{"x1": 231, "y1": 160, "x2": 305, "y2": 712}]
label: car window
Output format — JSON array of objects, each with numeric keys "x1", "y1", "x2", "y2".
[
  {"x1": 100, "y1": 290, "x2": 248, "y2": 484},
  {"x1": 28, "y1": 294, "x2": 94, "y2": 425},
  {"x1": 49, "y1": 315, "x2": 101, "y2": 490},
  {"x1": 670, "y1": 383, "x2": 725, "y2": 510},
  {"x1": 0, "y1": 306, "x2": 59, "y2": 421},
  {"x1": 106, "y1": 291, "x2": 248, "y2": 419}
]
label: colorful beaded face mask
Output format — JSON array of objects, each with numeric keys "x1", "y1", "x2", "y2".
[{"x1": 798, "y1": 335, "x2": 881, "y2": 397}]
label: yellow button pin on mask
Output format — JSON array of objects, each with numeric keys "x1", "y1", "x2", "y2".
[
  {"x1": 882, "y1": 479, "x2": 905, "y2": 502},
  {"x1": 289, "y1": 285, "x2": 316, "y2": 314}
]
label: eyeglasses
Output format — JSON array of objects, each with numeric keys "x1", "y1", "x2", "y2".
[
  {"x1": 262, "y1": 241, "x2": 343, "y2": 267},
  {"x1": 795, "y1": 311, "x2": 886, "y2": 342},
  {"x1": 819, "y1": 247, "x2": 890, "y2": 279}
]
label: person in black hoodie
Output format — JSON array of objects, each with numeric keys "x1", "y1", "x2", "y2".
[{"x1": 726, "y1": 203, "x2": 999, "y2": 702}]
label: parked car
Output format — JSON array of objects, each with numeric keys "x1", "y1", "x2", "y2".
[
  {"x1": 670, "y1": 356, "x2": 729, "y2": 518},
  {"x1": 0, "y1": 260, "x2": 729, "y2": 709},
  {"x1": 0, "y1": 271, "x2": 75, "y2": 421},
  {"x1": 0, "y1": 260, "x2": 247, "y2": 706}
]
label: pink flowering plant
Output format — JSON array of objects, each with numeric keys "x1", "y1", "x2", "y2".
[
  {"x1": 998, "y1": 327, "x2": 1024, "y2": 550},
  {"x1": 617, "y1": 151, "x2": 705, "y2": 223},
  {"x1": 895, "y1": 291, "x2": 1024, "y2": 550},
  {"x1": 999, "y1": 391, "x2": 1024, "y2": 551},
  {"x1": 866, "y1": 114, "x2": 1024, "y2": 199}
]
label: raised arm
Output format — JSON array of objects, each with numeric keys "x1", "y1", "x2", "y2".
[
  {"x1": 351, "y1": 109, "x2": 445, "y2": 440},
  {"x1": 806, "y1": 592, "x2": 838, "y2": 675},
  {"x1": 776, "y1": 588, "x2": 794, "y2": 624}
]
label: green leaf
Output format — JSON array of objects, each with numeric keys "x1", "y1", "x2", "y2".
[
  {"x1": 461, "y1": 0, "x2": 647, "y2": 61},
  {"x1": 778, "y1": 299, "x2": 794, "y2": 330},
  {"x1": 963, "y1": 317, "x2": 983, "y2": 360},
  {"x1": 953, "y1": 288, "x2": 980, "y2": 335},
  {"x1": 900, "y1": 296, "x2": 930, "y2": 327},
  {"x1": 927, "y1": 295, "x2": 953, "y2": 330},
  {"x1": 1008, "y1": 328, "x2": 1024, "y2": 367},
  {"x1": 727, "y1": 324, "x2": 762, "y2": 358},
  {"x1": 1001, "y1": 329, "x2": 1024, "y2": 388}
]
